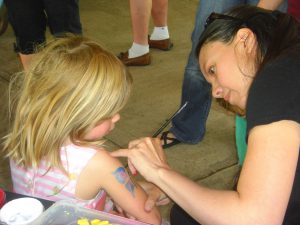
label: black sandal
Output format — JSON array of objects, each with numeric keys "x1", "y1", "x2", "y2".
[{"x1": 160, "y1": 131, "x2": 181, "y2": 149}]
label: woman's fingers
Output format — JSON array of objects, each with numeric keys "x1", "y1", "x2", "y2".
[
  {"x1": 110, "y1": 149, "x2": 138, "y2": 175},
  {"x1": 110, "y1": 148, "x2": 130, "y2": 158},
  {"x1": 138, "y1": 181, "x2": 170, "y2": 211},
  {"x1": 128, "y1": 138, "x2": 143, "y2": 149},
  {"x1": 110, "y1": 137, "x2": 169, "y2": 182},
  {"x1": 128, "y1": 159, "x2": 138, "y2": 175}
]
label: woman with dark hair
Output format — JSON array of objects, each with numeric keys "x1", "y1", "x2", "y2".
[{"x1": 112, "y1": 5, "x2": 300, "y2": 225}]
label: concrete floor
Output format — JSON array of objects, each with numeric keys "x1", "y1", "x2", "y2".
[{"x1": 0, "y1": 0, "x2": 240, "y2": 220}]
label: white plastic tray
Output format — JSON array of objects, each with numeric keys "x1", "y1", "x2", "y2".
[{"x1": 31, "y1": 200, "x2": 150, "y2": 225}]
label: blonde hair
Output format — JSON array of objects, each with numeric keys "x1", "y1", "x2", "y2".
[{"x1": 3, "y1": 36, "x2": 132, "y2": 171}]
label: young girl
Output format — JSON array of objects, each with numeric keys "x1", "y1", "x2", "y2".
[{"x1": 2, "y1": 36, "x2": 161, "y2": 225}]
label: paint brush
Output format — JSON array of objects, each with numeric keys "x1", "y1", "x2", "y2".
[
  {"x1": 152, "y1": 101, "x2": 188, "y2": 138},
  {"x1": 124, "y1": 101, "x2": 188, "y2": 176}
]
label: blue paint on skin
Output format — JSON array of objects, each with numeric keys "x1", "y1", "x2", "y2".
[
  {"x1": 112, "y1": 167, "x2": 127, "y2": 184},
  {"x1": 112, "y1": 167, "x2": 135, "y2": 197},
  {"x1": 125, "y1": 181, "x2": 135, "y2": 197}
]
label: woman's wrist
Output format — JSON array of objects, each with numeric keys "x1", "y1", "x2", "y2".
[{"x1": 155, "y1": 165, "x2": 172, "y2": 185}]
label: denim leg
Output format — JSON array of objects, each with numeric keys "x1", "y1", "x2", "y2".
[
  {"x1": 170, "y1": 68, "x2": 211, "y2": 144},
  {"x1": 276, "y1": 0, "x2": 288, "y2": 12},
  {"x1": 171, "y1": 0, "x2": 244, "y2": 144}
]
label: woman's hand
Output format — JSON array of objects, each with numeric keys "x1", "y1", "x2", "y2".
[
  {"x1": 138, "y1": 181, "x2": 171, "y2": 212},
  {"x1": 111, "y1": 203, "x2": 137, "y2": 220},
  {"x1": 110, "y1": 137, "x2": 170, "y2": 183}
]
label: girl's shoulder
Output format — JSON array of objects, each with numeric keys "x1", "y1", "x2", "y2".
[
  {"x1": 88, "y1": 148, "x2": 124, "y2": 173},
  {"x1": 62, "y1": 143, "x2": 107, "y2": 157},
  {"x1": 78, "y1": 148, "x2": 125, "y2": 191},
  {"x1": 61, "y1": 144, "x2": 119, "y2": 171},
  {"x1": 62, "y1": 143, "x2": 123, "y2": 171}
]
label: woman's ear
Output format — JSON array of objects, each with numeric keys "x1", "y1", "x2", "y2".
[{"x1": 236, "y1": 28, "x2": 256, "y2": 54}]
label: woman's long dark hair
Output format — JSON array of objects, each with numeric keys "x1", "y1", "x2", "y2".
[{"x1": 196, "y1": 5, "x2": 300, "y2": 73}]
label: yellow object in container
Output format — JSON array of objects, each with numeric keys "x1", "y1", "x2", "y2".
[{"x1": 77, "y1": 218, "x2": 90, "y2": 225}]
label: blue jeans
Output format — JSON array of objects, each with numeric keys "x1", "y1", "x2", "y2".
[{"x1": 170, "y1": 0, "x2": 288, "y2": 144}]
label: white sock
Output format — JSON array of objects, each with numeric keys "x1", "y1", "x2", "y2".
[
  {"x1": 150, "y1": 26, "x2": 170, "y2": 40},
  {"x1": 128, "y1": 42, "x2": 149, "y2": 58}
]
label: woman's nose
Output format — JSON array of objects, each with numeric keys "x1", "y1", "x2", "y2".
[{"x1": 212, "y1": 86, "x2": 223, "y2": 98}]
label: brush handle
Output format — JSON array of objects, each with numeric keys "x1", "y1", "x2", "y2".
[{"x1": 152, "y1": 101, "x2": 188, "y2": 138}]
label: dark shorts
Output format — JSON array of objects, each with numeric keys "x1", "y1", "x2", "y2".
[
  {"x1": 4, "y1": 0, "x2": 82, "y2": 54},
  {"x1": 170, "y1": 204, "x2": 201, "y2": 225}
]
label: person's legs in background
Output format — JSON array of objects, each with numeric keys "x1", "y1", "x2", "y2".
[
  {"x1": 118, "y1": 0, "x2": 151, "y2": 66},
  {"x1": 4, "y1": 0, "x2": 82, "y2": 71},
  {"x1": 149, "y1": 0, "x2": 173, "y2": 50},
  {"x1": 129, "y1": 0, "x2": 151, "y2": 56},
  {"x1": 44, "y1": 0, "x2": 82, "y2": 37},
  {"x1": 118, "y1": 0, "x2": 172, "y2": 66},
  {"x1": 5, "y1": 0, "x2": 46, "y2": 70}
]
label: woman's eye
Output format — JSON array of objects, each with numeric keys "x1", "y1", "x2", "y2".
[{"x1": 208, "y1": 66, "x2": 215, "y2": 75}]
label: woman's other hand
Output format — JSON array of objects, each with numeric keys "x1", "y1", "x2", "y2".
[{"x1": 138, "y1": 181, "x2": 171, "y2": 212}]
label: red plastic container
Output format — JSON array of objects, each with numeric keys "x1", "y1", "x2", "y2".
[{"x1": 0, "y1": 188, "x2": 6, "y2": 208}]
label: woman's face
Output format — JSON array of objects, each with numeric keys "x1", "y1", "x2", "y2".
[{"x1": 199, "y1": 39, "x2": 254, "y2": 110}]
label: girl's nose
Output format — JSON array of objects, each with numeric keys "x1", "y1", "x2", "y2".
[{"x1": 112, "y1": 113, "x2": 121, "y2": 123}]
